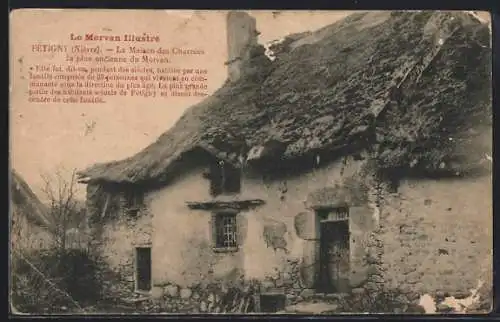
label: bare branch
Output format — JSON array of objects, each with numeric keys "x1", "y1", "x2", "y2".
[{"x1": 39, "y1": 167, "x2": 82, "y2": 252}]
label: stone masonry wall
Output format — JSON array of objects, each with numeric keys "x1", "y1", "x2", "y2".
[
  {"x1": 134, "y1": 258, "x2": 307, "y2": 313},
  {"x1": 84, "y1": 147, "x2": 491, "y2": 313},
  {"x1": 85, "y1": 156, "x2": 379, "y2": 310},
  {"x1": 86, "y1": 184, "x2": 153, "y2": 300},
  {"x1": 379, "y1": 174, "x2": 492, "y2": 303}
]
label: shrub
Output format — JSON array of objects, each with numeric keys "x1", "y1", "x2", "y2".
[
  {"x1": 340, "y1": 288, "x2": 416, "y2": 313},
  {"x1": 11, "y1": 248, "x2": 102, "y2": 313}
]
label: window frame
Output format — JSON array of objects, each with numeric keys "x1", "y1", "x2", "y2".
[
  {"x1": 211, "y1": 210, "x2": 239, "y2": 253},
  {"x1": 316, "y1": 206, "x2": 349, "y2": 222}
]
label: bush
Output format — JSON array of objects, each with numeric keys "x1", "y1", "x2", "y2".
[
  {"x1": 11, "y1": 249, "x2": 102, "y2": 313},
  {"x1": 339, "y1": 288, "x2": 417, "y2": 313}
]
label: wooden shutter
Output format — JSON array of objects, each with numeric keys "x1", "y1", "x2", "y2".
[
  {"x1": 211, "y1": 213, "x2": 218, "y2": 248},
  {"x1": 210, "y1": 162, "x2": 223, "y2": 196},
  {"x1": 225, "y1": 165, "x2": 241, "y2": 193}
]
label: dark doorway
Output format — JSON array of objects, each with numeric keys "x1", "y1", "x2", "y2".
[
  {"x1": 317, "y1": 220, "x2": 350, "y2": 293},
  {"x1": 135, "y1": 247, "x2": 151, "y2": 292}
]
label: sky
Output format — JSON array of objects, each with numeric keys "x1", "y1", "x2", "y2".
[{"x1": 10, "y1": 10, "x2": 491, "y2": 201}]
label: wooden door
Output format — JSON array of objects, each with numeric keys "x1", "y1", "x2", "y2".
[
  {"x1": 318, "y1": 220, "x2": 350, "y2": 293},
  {"x1": 136, "y1": 247, "x2": 151, "y2": 291}
]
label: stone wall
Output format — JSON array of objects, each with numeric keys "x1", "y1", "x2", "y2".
[
  {"x1": 86, "y1": 183, "x2": 153, "y2": 300},
  {"x1": 134, "y1": 259, "x2": 307, "y2": 313},
  {"x1": 147, "y1": 280, "x2": 259, "y2": 313},
  {"x1": 378, "y1": 174, "x2": 492, "y2": 304},
  {"x1": 84, "y1": 144, "x2": 492, "y2": 313},
  {"x1": 85, "y1": 155, "x2": 379, "y2": 305}
]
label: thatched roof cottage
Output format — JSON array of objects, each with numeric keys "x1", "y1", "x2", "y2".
[
  {"x1": 10, "y1": 170, "x2": 54, "y2": 251},
  {"x1": 78, "y1": 11, "x2": 492, "y2": 313}
]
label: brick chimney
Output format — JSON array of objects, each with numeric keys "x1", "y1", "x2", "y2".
[{"x1": 226, "y1": 11, "x2": 258, "y2": 82}]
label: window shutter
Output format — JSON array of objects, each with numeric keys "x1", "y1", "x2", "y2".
[
  {"x1": 224, "y1": 164, "x2": 241, "y2": 193},
  {"x1": 211, "y1": 213, "x2": 218, "y2": 248},
  {"x1": 210, "y1": 162, "x2": 223, "y2": 196}
]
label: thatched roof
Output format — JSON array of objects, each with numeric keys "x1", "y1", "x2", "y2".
[
  {"x1": 11, "y1": 170, "x2": 52, "y2": 229},
  {"x1": 78, "y1": 11, "x2": 491, "y2": 185}
]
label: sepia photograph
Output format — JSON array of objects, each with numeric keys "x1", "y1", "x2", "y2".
[{"x1": 9, "y1": 9, "x2": 492, "y2": 315}]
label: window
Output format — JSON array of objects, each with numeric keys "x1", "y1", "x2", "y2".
[
  {"x1": 210, "y1": 160, "x2": 241, "y2": 196},
  {"x1": 213, "y1": 212, "x2": 238, "y2": 251},
  {"x1": 124, "y1": 189, "x2": 144, "y2": 214}
]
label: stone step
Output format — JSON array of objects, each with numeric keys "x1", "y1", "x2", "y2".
[
  {"x1": 282, "y1": 301, "x2": 340, "y2": 314},
  {"x1": 311, "y1": 292, "x2": 350, "y2": 301}
]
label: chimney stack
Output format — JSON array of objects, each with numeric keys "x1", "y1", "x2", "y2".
[{"x1": 226, "y1": 11, "x2": 258, "y2": 82}]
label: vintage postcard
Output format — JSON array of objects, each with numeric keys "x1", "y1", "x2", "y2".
[{"x1": 9, "y1": 9, "x2": 492, "y2": 315}]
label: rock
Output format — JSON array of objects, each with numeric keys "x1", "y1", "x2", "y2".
[
  {"x1": 369, "y1": 274, "x2": 384, "y2": 283},
  {"x1": 200, "y1": 301, "x2": 207, "y2": 312},
  {"x1": 164, "y1": 284, "x2": 179, "y2": 297},
  {"x1": 324, "y1": 293, "x2": 345, "y2": 301},
  {"x1": 285, "y1": 302, "x2": 339, "y2": 314},
  {"x1": 407, "y1": 292, "x2": 421, "y2": 301},
  {"x1": 436, "y1": 303, "x2": 455, "y2": 313},
  {"x1": 300, "y1": 289, "x2": 315, "y2": 299},
  {"x1": 364, "y1": 282, "x2": 379, "y2": 292},
  {"x1": 451, "y1": 291, "x2": 471, "y2": 299},
  {"x1": 261, "y1": 280, "x2": 275, "y2": 291},
  {"x1": 406, "y1": 303, "x2": 426, "y2": 313},
  {"x1": 151, "y1": 286, "x2": 164, "y2": 299},
  {"x1": 352, "y1": 288, "x2": 365, "y2": 295},
  {"x1": 180, "y1": 288, "x2": 192, "y2": 299}
]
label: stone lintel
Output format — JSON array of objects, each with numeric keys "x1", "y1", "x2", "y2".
[{"x1": 186, "y1": 199, "x2": 265, "y2": 211}]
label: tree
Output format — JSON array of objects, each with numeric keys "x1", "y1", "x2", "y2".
[{"x1": 40, "y1": 168, "x2": 84, "y2": 253}]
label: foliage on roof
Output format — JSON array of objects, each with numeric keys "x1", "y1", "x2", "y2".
[{"x1": 78, "y1": 11, "x2": 491, "y2": 184}]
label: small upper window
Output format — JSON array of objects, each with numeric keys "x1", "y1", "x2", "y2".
[
  {"x1": 124, "y1": 189, "x2": 144, "y2": 214},
  {"x1": 213, "y1": 212, "x2": 238, "y2": 251},
  {"x1": 210, "y1": 160, "x2": 241, "y2": 196}
]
